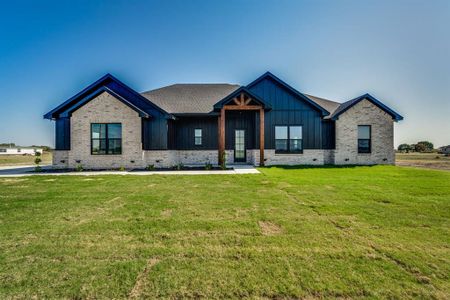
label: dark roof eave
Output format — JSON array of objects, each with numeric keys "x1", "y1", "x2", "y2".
[
  {"x1": 43, "y1": 73, "x2": 171, "y2": 120},
  {"x1": 246, "y1": 71, "x2": 330, "y2": 116},
  {"x1": 213, "y1": 87, "x2": 272, "y2": 111},
  {"x1": 331, "y1": 93, "x2": 404, "y2": 122}
]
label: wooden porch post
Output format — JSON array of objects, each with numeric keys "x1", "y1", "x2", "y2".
[
  {"x1": 218, "y1": 108, "x2": 225, "y2": 165},
  {"x1": 259, "y1": 108, "x2": 265, "y2": 166}
]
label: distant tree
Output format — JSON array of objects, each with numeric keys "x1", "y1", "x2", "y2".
[
  {"x1": 31, "y1": 145, "x2": 52, "y2": 151},
  {"x1": 0, "y1": 143, "x2": 15, "y2": 147},
  {"x1": 414, "y1": 143, "x2": 426, "y2": 152},
  {"x1": 397, "y1": 144, "x2": 412, "y2": 153},
  {"x1": 416, "y1": 141, "x2": 434, "y2": 152}
]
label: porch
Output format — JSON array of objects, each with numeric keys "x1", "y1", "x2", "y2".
[{"x1": 215, "y1": 88, "x2": 271, "y2": 166}]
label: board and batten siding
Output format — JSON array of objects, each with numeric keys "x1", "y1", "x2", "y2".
[
  {"x1": 248, "y1": 77, "x2": 323, "y2": 149},
  {"x1": 142, "y1": 114, "x2": 169, "y2": 150},
  {"x1": 55, "y1": 117, "x2": 71, "y2": 150},
  {"x1": 168, "y1": 117, "x2": 218, "y2": 150}
]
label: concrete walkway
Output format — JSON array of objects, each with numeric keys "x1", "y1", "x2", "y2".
[{"x1": 0, "y1": 164, "x2": 260, "y2": 177}]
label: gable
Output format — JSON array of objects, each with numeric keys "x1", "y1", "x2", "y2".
[
  {"x1": 247, "y1": 72, "x2": 330, "y2": 115},
  {"x1": 44, "y1": 74, "x2": 171, "y2": 120},
  {"x1": 331, "y1": 93, "x2": 403, "y2": 122}
]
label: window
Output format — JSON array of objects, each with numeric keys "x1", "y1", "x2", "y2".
[
  {"x1": 91, "y1": 123, "x2": 122, "y2": 155},
  {"x1": 358, "y1": 125, "x2": 371, "y2": 153},
  {"x1": 275, "y1": 125, "x2": 303, "y2": 153},
  {"x1": 194, "y1": 129, "x2": 202, "y2": 145},
  {"x1": 0, "y1": 149, "x2": 6, "y2": 153}
]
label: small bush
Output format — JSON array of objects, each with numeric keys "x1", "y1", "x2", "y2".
[
  {"x1": 173, "y1": 163, "x2": 184, "y2": 170},
  {"x1": 34, "y1": 157, "x2": 42, "y2": 165},
  {"x1": 119, "y1": 166, "x2": 126, "y2": 171},
  {"x1": 204, "y1": 161, "x2": 213, "y2": 170},
  {"x1": 146, "y1": 164, "x2": 155, "y2": 171},
  {"x1": 75, "y1": 164, "x2": 83, "y2": 172},
  {"x1": 220, "y1": 152, "x2": 227, "y2": 170},
  {"x1": 34, "y1": 165, "x2": 42, "y2": 172}
]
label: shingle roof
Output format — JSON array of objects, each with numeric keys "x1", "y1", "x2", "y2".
[
  {"x1": 303, "y1": 94, "x2": 341, "y2": 118},
  {"x1": 141, "y1": 84, "x2": 240, "y2": 114},
  {"x1": 140, "y1": 82, "x2": 402, "y2": 122}
]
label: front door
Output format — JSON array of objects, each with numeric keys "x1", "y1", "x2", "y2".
[{"x1": 234, "y1": 129, "x2": 246, "y2": 162}]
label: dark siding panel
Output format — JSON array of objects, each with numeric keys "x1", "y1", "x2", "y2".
[
  {"x1": 55, "y1": 117, "x2": 70, "y2": 150},
  {"x1": 170, "y1": 116, "x2": 218, "y2": 150},
  {"x1": 322, "y1": 120, "x2": 336, "y2": 149},
  {"x1": 249, "y1": 77, "x2": 323, "y2": 149},
  {"x1": 225, "y1": 111, "x2": 256, "y2": 150},
  {"x1": 142, "y1": 113, "x2": 168, "y2": 150}
]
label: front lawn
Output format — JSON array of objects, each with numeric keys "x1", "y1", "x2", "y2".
[{"x1": 0, "y1": 166, "x2": 449, "y2": 298}]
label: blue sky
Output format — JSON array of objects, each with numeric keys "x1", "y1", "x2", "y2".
[{"x1": 0, "y1": 0, "x2": 449, "y2": 147}]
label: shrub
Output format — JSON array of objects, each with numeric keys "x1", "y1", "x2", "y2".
[
  {"x1": 119, "y1": 166, "x2": 125, "y2": 171},
  {"x1": 34, "y1": 157, "x2": 42, "y2": 165},
  {"x1": 173, "y1": 163, "x2": 184, "y2": 170},
  {"x1": 146, "y1": 164, "x2": 155, "y2": 171},
  {"x1": 34, "y1": 152, "x2": 42, "y2": 172},
  {"x1": 220, "y1": 152, "x2": 227, "y2": 170},
  {"x1": 75, "y1": 164, "x2": 83, "y2": 172},
  {"x1": 204, "y1": 161, "x2": 213, "y2": 170}
]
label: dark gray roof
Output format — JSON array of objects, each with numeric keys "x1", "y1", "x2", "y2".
[
  {"x1": 141, "y1": 84, "x2": 240, "y2": 114},
  {"x1": 141, "y1": 83, "x2": 345, "y2": 117},
  {"x1": 304, "y1": 94, "x2": 341, "y2": 118}
]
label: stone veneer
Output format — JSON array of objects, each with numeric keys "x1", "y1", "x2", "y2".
[{"x1": 334, "y1": 99, "x2": 395, "y2": 165}]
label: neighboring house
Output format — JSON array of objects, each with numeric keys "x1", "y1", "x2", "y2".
[
  {"x1": 0, "y1": 147, "x2": 42, "y2": 155},
  {"x1": 439, "y1": 145, "x2": 450, "y2": 155},
  {"x1": 44, "y1": 72, "x2": 403, "y2": 169}
]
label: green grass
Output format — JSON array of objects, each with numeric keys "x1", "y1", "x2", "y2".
[
  {"x1": 0, "y1": 152, "x2": 52, "y2": 166},
  {"x1": 0, "y1": 166, "x2": 449, "y2": 299}
]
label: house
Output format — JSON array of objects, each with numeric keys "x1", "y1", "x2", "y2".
[
  {"x1": 44, "y1": 72, "x2": 403, "y2": 169},
  {"x1": 439, "y1": 145, "x2": 450, "y2": 155},
  {"x1": 0, "y1": 147, "x2": 43, "y2": 155}
]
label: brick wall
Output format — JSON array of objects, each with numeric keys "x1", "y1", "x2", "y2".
[{"x1": 334, "y1": 99, "x2": 395, "y2": 165}]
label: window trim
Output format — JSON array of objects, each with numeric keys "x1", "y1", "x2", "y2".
[
  {"x1": 357, "y1": 125, "x2": 371, "y2": 154},
  {"x1": 274, "y1": 125, "x2": 303, "y2": 154},
  {"x1": 90, "y1": 123, "x2": 122, "y2": 155},
  {"x1": 194, "y1": 128, "x2": 202, "y2": 146}
]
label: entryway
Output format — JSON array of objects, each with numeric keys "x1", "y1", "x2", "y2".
[{"x1": 234, "y1": 129, "x2": 246, "y2": 163}]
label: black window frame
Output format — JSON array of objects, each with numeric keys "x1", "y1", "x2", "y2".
[
  {"x1": 91, "y1": 123, "x2": 122, "y2": 155},
  {"x1": 194, "y1": 128, "x2": 202, "y2": 146},
  {"x1": 357, "y1": 125, "x2": 371, "y2": 154},
  {"x1": 275, "y1": 125, "x2": 303, "y2": 154}
]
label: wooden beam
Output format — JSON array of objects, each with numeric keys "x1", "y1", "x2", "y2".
[
  {"x1": 219, "y1": 108, "x2": 225, "y2": 165},
  {"x1": 244, "y1": 97, "x2": 252, "y2": 105},
  {"x1": 240, "y1": 93, "x2": 245, "y2": 105},
  {"x1": 223, "y1": 105, "x2": 262, "y2": 111},
  {"x1": 259, "y1": 108, "x2": 265, "y2": 166},
  {"x1": 233, "y1": 97, "x2": 240, "y2": 106}
]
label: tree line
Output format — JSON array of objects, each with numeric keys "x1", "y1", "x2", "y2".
[{"x1": 397, "y1": 141, "x2": 434, "y2": 153}]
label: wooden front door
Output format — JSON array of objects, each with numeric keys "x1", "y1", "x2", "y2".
[{"x1": 234, "y1": 129, "x2": 246, "y2": 162}]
